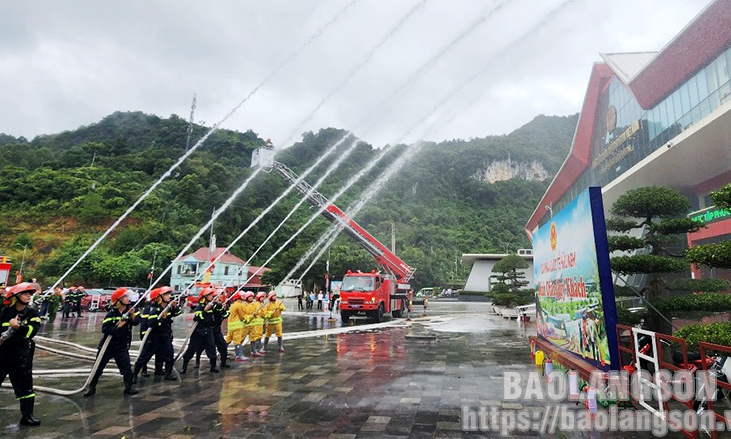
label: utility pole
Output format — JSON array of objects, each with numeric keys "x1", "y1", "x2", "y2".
[{"x1": 185, "y1": 94, "x2": 197, "y2": 152}]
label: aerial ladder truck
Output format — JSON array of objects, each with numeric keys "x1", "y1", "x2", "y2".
[{"x1": 251, "y1": 146, "x2": 416, "y2": 322}]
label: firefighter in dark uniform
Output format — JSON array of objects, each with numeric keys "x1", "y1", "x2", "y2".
[
  {"x1": 84, "y1": 287, "x2": 139, "y2": 397},
  {"x1": 0, "y1": 282, "x2": 42, "y2": 426},
  {"x1": 74, "y1": 285, "x2": 85, "y2": 317},
  {"x1": 133, "y1": 286, "x2": 181, "y2": 382},
  {"x1": 210, "y1": 289, "x2": 230, "y2": 368},
  {"x1": 194, "y1": 288, "x2": 230, "y2": 368},
  {"x1": 180, "y1": 287, "x2": 219, "y2": 374}
]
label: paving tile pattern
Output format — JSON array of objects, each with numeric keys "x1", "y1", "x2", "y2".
[{"x1": 1, "y1": 304, "x2": 683, "y2": 438}]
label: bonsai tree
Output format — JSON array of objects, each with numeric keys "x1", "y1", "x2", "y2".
[
  {"x1": 606, "y1": 186, "x2": 704, "y2": 330},
  {"x1": 687, "y1": 182, "x2": 731, "y2": 270},
  {"x1": 488, "y1": 254, "x2": 533, "y2": 307}
]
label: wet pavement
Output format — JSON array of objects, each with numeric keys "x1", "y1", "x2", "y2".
[{"x1": 1, "y1": 300, "x2": 681, "y2": 438}]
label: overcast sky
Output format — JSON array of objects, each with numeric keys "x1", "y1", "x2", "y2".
[{"x1": 0, "y1": 0, "x2": 711, "y2": 148}]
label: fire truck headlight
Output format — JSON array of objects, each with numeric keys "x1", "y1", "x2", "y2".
[{"x1": 371, "y1": 297, "x2": 375, "y2": 302}]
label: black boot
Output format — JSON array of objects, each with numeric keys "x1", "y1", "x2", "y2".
[
  {"x1": 132, "y1": 363, "x2": 142, "y2": 384},
  {"x1": 164, "y1": 362, "x2": 177, "y2": 381},
  {"x1": 180, "y1": 357, "x2": 190, "y2": 374},
  {"x1": 220, "y1": 353, "x2": 231, "y2": 368},
  {"x1": 194, "y1": 355, "x2": 200, "y2": 369},
  {"x1": 141, "y1": 364, "x2": 150, "y2": 377},
  {"x1": 19, "y1": 397, "x2": 41, "y2": 426},
  {"x1": 83, "y1": 373, "x2": 101, "y2": 397},
  {"x1": 123, "y1": 374, "x2": 138, "y2": 395},
  {"x1": 209, "y1": 358, "x2": 220, "y2": 373}
]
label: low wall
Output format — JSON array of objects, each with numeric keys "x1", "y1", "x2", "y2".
[{"x1": 457, "y1": 294, "x2": 489, "y2": 302}]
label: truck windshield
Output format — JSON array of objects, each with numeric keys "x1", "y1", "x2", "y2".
[{"x1": 340, "y1": 276, "x2": 375, "y2": 292}]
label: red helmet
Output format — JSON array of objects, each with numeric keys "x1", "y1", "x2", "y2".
[
  {"x1": 255, "y1": 291, "x2": 266, "y2": 301},
  {"x1": 267, "y1": 291, "x2": 277, "y2": 301},
  {"x1": 230, "y1": 291, "x2": 244, "y2": 302},
  {"x1": 4, "y1": 282, "x2": 40, "y2": 305},
  {"x1": 199, "y1": 286, "x2": 215, "y2": 299},
  {"x1": 68, "y1": 285, "x2": 76, "y2": 290},
  {"x1": 111, "y1": 287, "x2": 129, "y2": 304},
  {"x1": 243, "y1": 291, "x2": 255, "y2": 301},
  {"x1": 149, "y1": 286, "x2": 173, "y2": 301}
]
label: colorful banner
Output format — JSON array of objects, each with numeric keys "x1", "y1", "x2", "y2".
[{"x1": 532, "y1": 187, "x2": 619, "y2": 370}]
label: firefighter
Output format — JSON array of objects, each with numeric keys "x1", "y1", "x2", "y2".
[
  {"x1": 195, "y1": 289, "x2": 230, "y2": 368},
  {"x1": 241, "y1": 291, "x2": 259, "y2": 357},
  {"x1": 211, "y1": 289, "x2": 230, "y2": 367},
  {"x1": 262, "y1": 291, "x2": 286, "y2": 352},
  {"x1": 180, "y1": 287, "x2": 219, "y2": 374},
  {"x1": 133, "y1": 286, "x2": 181, "y2": 382},
  {"x1": 75, "y1": 285, "x2": 85, "y2": 317},
  {"x1": 47, "y1": 286, "x2": 63, "y2": 322},
  {"x1": 249, "y1": 291, "x2": 266, "y2": 355},
  {"x1": 225, "y1": 290, "x2": 249, "y2": 361},
  {"x1": 0, "y1": 282, "x2": 42, "y2": 426},
  {"x1": 83, "y1": 287, "x2": 139, "y2": 397},
  {"x1": 62, "y1": 285, "x2": 75, "y2": 319}
]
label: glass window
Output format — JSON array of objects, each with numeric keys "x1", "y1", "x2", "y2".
[
  {"x1": 689, "y1": 75, "x2": 700, "y2": 108},
  {"x1": 672, "y1": 91, "x2": 682, "y2": 122},
  {"x1": 680, "y1": 83, "x2": 690, "y2": 116},
  {"x1": 720, "y1": 82, "x2": 731, "y2": 105},
  {"x1": 658, "y1": 100, "x2": 668, "y2": 132},
  {"x1": 716, "y1": 55, "x2": 730, "y2": 85},
  {"x1": 224, "y1": 266, "x2": 229, "y2": 276},
  {"x1": 707, "y1": 62, "x2": 719, "y2": 92},
  {"x1": 698, "y1": 70, "x2": 709, "y2": 100}
]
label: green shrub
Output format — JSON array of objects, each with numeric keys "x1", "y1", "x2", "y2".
[
  {"x1": 654, "y1": 293, "x2": 731, "y2": 314},
  {"x1": 488, "y1": 290, "x2": 534, "y2": 308},
  {"x1": 674, "y1": 322, "x2": 731, "y2": 350}
]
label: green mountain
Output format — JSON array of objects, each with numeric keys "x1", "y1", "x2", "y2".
[{"x1": 0, "y1": 111, "x2": 577, "y2": 290}]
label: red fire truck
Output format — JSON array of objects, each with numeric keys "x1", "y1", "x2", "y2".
[
  {"x1": 0, "y1": 256, "x2": 11, "y2": 287},
  {"x1": 252, "y1": 147, "x2": 415, "y2": 323}
]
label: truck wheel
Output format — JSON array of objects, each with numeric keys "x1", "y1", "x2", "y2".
[
  {"x1": 392, "y1": 303, "x2": 402, "y2": 319},
  {"x1": 373, "y1": 304, "x2": 384, "y2": 323},
  {"x1": 341, "y1": 311, "x2": 351, "y2": 323}
]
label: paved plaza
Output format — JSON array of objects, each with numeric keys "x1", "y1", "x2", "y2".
[{"x1": 1, "y1": 301, "x2": 682, "y2": 438}]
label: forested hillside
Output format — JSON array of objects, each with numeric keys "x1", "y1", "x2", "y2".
[{"x1": 0, "y1": 111, "x2": 577, "y2": 290}]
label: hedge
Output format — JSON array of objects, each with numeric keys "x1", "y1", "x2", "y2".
[
  {"x1": 653, "y1": 293, "x2": 731, "y2": 314},
  {"x1": 674, "y1": 322, "x2": 731, "y2": 350}
]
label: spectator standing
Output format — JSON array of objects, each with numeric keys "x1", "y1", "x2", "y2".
[
  {"x1": 317, "y1": 291, "x2": 323, "y2": 310},
  {"x1": 297, "y1": 291, "x2": 304, "y2": 311}
]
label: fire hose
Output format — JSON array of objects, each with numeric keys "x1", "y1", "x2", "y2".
[{"x1": 1, "y1": 336, "x2": 111, "y2": 396}]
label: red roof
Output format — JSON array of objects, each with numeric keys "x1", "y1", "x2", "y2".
[
  {"x1": 245, "y1": 266, "x2": 271, "y2": 288},
  {"x1": 177, "y1": 247, "x2": 245, "y2": 264}
]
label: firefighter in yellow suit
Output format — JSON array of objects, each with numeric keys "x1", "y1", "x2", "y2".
[
  {"x1": 248, "y1": 292, "x2": 266, "y2": 357},
  {"x1": 224, "y1": 291, "x2": 249, "y2": 362},
  {"x1": 262, "y1": 291, "x2": 286, "y2": 352}
]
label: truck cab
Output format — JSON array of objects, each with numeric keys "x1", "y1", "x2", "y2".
[{"x1": 339, "y1": 270, "x2": 406, "y2": 323}]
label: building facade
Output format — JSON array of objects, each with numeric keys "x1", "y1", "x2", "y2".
[
  {"x1": 526, "y1": 0, "x2": 731, "y2": 285},
  {"x1": 462, "y1": 249, "x2": 534, "y2": 293},
  {"x1": 170, "y1": 247, "x2": 248, "y2": 292}
]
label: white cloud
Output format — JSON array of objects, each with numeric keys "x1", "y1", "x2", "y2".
[{"x1": 0, "y1": 0, "x2": 711, "y2": 147}]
